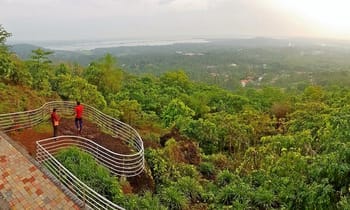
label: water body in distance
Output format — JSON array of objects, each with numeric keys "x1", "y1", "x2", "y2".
[{"x1": 16, "y1": 39, "x2": 210, "y2": 51}]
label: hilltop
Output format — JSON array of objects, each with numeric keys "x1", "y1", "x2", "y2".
[{"x1": 3, "y1": 24, "x2": 350, "y2": 208}]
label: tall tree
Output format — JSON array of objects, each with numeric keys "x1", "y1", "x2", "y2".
[
  {"x1": 161, "y1": 99, "x2": 195, "y2": 128},
  {"x1": 57, "y1": 74, "x2": 106, "y2": 109},
  {"x1": 0, "y1": 24, "x2": 11, "y2": 45},
  {"x1": 84, "y1": 53, "x2": 123, "y2": 95},
  {"x1": 26, "y1": 48, "x2": 54, "y2": 95},
  {"x1": 0, "y1": 25, "x2": 13, "y2": 80},
  {"x1": 160, "y1": 70, "x2": 191, "y2": 93}
]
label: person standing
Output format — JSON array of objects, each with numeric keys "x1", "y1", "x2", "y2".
[
  {"x1": 75, "y1": 101, "x2": 84, "y2": 135},
  {"x1": 51, "y1": 108, "x2": 60, "y2": 137}
]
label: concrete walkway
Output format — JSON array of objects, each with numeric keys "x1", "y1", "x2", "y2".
[{"x1": 0, "y1": 135, "x2": 80, "y2": 209}]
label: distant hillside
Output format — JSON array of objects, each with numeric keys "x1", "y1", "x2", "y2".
[
  {"x1": 6, "y1": 32, "x2": 350, "y2": 209},
  {"x1": 0, "y1": 83, "x2": 53, "y2": 114},
  {"x1": 9, "y1": 38, "x2": 350, "y2": 90},
  {"x1": 9, "y1": 43, "x2": 95, "y2": 65},
  {"x1": 11, "y1": 37, "x2": 350, "y2": 62},
  {"x1": 9, "y1": 43, "x2": 41, "y2": 59}
]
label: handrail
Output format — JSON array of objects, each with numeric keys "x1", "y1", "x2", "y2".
[
  {"x1": 36, "y1": 136, "x2": 127, "y2": 210},
  {"x1": 0, "y1": 101, "x2": 145, "y2": 209},
  {"x1": 0, "y1": 101, "x2": 144, "y2": 177},
  {"x1": 37, "y1": 136, "x2": 144, "y2": 177}
]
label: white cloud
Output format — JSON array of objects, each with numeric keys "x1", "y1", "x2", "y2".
[
  {"x1": 166, "y1": 0, "x2": 209, "y2": 11},
  {"x1": 1, "y1": 0, "x2": 348, "y2": 41}
]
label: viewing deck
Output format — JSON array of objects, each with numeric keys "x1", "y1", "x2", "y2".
[
  {"x1": 0, "y1": 101, "x2": 144, "y2": 209},
  {"x1": 0, "y1": 133, "x2": 79, "y2": 209}
]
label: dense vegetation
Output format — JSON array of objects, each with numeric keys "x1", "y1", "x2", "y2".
[
  {"x1": 4, "y1": 25, "x2": 350, "y2": 209},
  {"x1": 11, "y1": 38, "x2": 350, "y2": 90},
  {"x1": 55, "y1": 147, "x2": 124, "y2": 203}
]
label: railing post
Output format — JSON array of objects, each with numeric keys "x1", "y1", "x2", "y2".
[{"x1": 83, "y1": 187, "x2": 86, "y2": 208}]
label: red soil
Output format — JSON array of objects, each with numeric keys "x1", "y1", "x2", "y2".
[{"x1": 8, "y1": 118, "x2": 154, "y2": 193}]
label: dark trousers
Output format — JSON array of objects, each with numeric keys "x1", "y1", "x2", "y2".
[
  {"x1": 53, "y1": 125, "x2": 58, "y2": 137},
  {"x1": 75, "y1": 118, "x2": 83, "y2": 131}
]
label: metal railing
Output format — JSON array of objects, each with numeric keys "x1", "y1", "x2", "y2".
[
  {"x1": 36, "y1": 136, "x2": 144, "y2": 177},
  {"x1": 0, "y1": 101, "x2": 146, "y2": 209},
  {"x1": 36, "y1": 136, "x2": 126, "y2": 210},
  {"x1": 0, "y1": 101, "x2": 144, "y2": 177}
]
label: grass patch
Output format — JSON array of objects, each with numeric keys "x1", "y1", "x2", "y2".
[
  {"x1": 55, "y1": 147, "x2": 124, "y2": 203},
  {"x1": 33, "y1": 122, "x2": 52, "y2": 133}
]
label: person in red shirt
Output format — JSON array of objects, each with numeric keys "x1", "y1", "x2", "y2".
[
  {"x1": 51, "y1": 108, "x2": 60, "y2": 137},
  {"x1": 75, "y1": 101, "x2": 84, "y2": 134}
]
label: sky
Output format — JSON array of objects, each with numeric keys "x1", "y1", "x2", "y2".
[{"x1": 1, "y1": 0, "x2": 350, "y2": 41}]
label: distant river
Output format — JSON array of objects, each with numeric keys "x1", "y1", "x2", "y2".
[{"x1": 29, "y1": 39, "x2": 210, "y2": 51}]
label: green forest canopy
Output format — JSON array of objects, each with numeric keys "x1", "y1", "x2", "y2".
[{"x1": 3, "y1": 25, "x2": 350, "y2": 209}]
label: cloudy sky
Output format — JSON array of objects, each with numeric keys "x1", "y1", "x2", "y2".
[{"x1": 1, "y1": 0, "x2": 350, "y2": 41}]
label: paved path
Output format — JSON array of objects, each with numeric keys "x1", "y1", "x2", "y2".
[{"x1": 0, "y1": 135, "x2": 80, "y2": 209}]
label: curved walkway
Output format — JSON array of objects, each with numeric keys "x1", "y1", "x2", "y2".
[
  {"x1": 0, "y1": 101, "x2": 144, "y2": 177},
  {"x1": 0, "y1": 134, "x2": 79, "y2": 209}
]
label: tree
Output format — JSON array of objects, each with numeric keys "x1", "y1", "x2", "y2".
[
  {"x1": 84, "y1": 54, "x2": 123, "y2": 95},
  {"x1": 185, "y1": 118, "x2": 219, "y2": 154},
  {"x1": 122, "y1": 76, "x2": 162, "y2": 113},
  {"x1": 136, "y1": 192, "x2": 167, "y2": 210},
  {"x1": 57, "y1": 74, "x2": 106, "y2": 109},
  {"x1": 161, "y1": 99, "x2": 195, "y2": 128},
  {"x1": 216, "y1": 170, "x2": 236, "y2": 187},
  {"x1": 207, "y1": 89, "x2": 249, "y2": 114},
  {"x1": 239, "y1": 107, "x2": 275, "y2": 146},
  {"x1": 220, "y1": 113, "x2": 252, "y2": 153},
  {"x1": 51, "y1": 63, "x2": 71, "y2": 91},
  {"x1": 186, "y1": 95, "x2": 210, "y2": 118},
  {"x1": 26, "y1": 48, "x2": 54, "y2": 94},
  {"x1": 7, "y1": 55, "x2": 32, "y2": 86},
  {"x1": 29, "y1": 48, "x2": 53, "y2": 65},
  {"x1": 160, "y1": 70, "x2": 192, "y2": 96},
  {"x1": 0, "y1": 25, "x2": 13, "y2": 80},
  {"x1": 160, "y1": 186, "x2": 188, "y2": 210},
  {"x1": 55, "y1": 63, "x2": 71, "y2": 76},
  {"x1": 0, "y1": 26, "x2": 31, "y2": 85},
  {"x1": 117, "y1": 99, "x2": 143, "y2": 126},
  {"x1": 302, "y1": 86, "x2": 325, "y2": 102},
  {"x1": 0, "y1": 25, "x2": 11, "y2": 44},
  {"x1": 176, "y1": 176, "x2": 203, "y2": 202}
]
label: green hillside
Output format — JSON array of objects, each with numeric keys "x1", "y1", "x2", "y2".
[
  {"x1": 11, "y1": 37, "x2": 350, "y2": 91},
  {"x1": 3, "y1": 25, "x2": 350, "y2": 209}
]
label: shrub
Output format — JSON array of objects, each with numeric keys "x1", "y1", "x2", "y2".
[
  {"x1": 216, "y1": 170, "x2": 236, "y2": 187},
  {"x1": 145, "y1": 148, "x2": 169, "y2": 185},
  {"x1": 209, "y1": 153, "x2": 232, "y2": 170},
  {"x1": 201, "y1": 181, "x2": 218, "y2": 204},
  {"x1": 160, "y1": 186, "x2": 188, "y2": 210},
  {"x1": 174, "y1": 163, "x2": 200, "y2": 179},
  {"x1": 337, "y1": 196, "x2": 350, "y2": 210},
  {"x1": 199, "y1": 162, "x2": 215, "y2": 178},
  {"x1": 55, "y1": 147, "x2": 123, "y2": 203},
  {"x1": 216, "y1": 181, "x2": 252, "y2": 207},
  {"x1": 251, "y1": 187, "x2": 276, "y2": 209},
  {"x1": 138, "y1": 191, "x2": 167, "y2": 210},
  {"x1": 177, "y1": 176, "x2": 203, "y2": 202}
]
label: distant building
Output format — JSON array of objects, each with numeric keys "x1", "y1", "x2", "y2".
[
  {"x1": 206, "y1": 65, "x2": 216, "y2": 69},
  {"x1": 184, "y1": 52, "x2": 196, "y2": 56},
  {"x1": 175, "y1": 51, "x2": 204, "y2": 56},
  {"x1": 210, "y1": 72, "x2": 219, "y2": 77},
  {"x1": 240, "y1": 79, "x2": 249, "y2": 87},
  {"x1": 240, "y1": 76, "x2": 255, "y2": 87}
]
